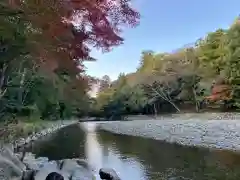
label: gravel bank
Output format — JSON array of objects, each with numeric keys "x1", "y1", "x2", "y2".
[
  {"x1": 99, "y1": 113, "x2": 240, "y2": 152},
  {"x1": 11, "y1": 120, "x2": 77, "y2": 150}
]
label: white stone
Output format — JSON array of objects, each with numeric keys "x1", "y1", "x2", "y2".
[{"x1": 99, "y1": 115, "x2": 240, "y2": 151}]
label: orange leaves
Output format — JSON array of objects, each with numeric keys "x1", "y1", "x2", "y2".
[
  {"x1": 205, "y1": 84, "x2": 232, "y2": 101},
  {"x1": 212, "y1": 85, "x2": 231, "y2": 94},
  {"x1": 6, "y1": 0, "x2": 139, "y2": 93},
  {"x1": 8, "y1": 0, "x2": 139, "y2": 73}
]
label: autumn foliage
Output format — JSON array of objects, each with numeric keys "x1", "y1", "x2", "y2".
[
  {"x1": 92, "y1": 18, "x2": 240, "y2": 117},
  {"x1": 7, "y1": 0, "x2": 140, "y2": 75},
  {"x1": 205, "y1": 85, "x2": 232, "y2": 101},
  {"x1": 0, "y1": 0, "x2": 140, "y2": 121}
]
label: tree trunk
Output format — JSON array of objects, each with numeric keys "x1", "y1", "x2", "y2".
[
  {"x1": 0, "y1": 64, "x2": 7, "y2": 99},
  {"x1": 18, "y1": 68, "x2": 27, "y2": 104},
  {"x1": 153, "y1": 103, "x2": 157, "y2": 117},
  {"x1": 192, "y1": 87, "x2": 199, "y2": 112}
]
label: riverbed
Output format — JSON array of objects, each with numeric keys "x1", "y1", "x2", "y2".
[
  {"x1": 99, "y1": 114, "x2": 240, "y2": 151},
  {"x1": 26, "y1": 122, "x2": 240, "y2": 180}
]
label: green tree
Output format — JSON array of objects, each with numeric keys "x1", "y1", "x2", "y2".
[
  {"x1": 225, "y1": 19, "x2": 240, "y2": 108},
  {"x1": 197, "y1": 29, "x2": 227, "y2": 76}
]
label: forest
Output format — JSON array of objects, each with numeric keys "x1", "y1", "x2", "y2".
[
  {"x1": 1, "y1": 0, "x2": 240, "y2": 124},
  {"x1": 0, "y1": 0, "x2": 139, "y2": 124},
  {"x1": 91, "y1": 18, "x2": 240, "y2": 119}
]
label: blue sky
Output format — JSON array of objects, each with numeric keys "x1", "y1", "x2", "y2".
[{"x1": 84, "y1": 0, "x2": 240, "y2": 81}]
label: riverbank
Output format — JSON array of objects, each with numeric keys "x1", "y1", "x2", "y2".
[
  {"x1": 0, "y1": 145, "x2": 96, "y2": 180},
  {"x1": 0, "y1": 120, "x2": 99, "y2": 180},
  {"x1": 99, "y1": 113, "x2": 240, "y2": 152},
  {"x1": 0, "y1": 120, "x2": 77, "y2": 150}
]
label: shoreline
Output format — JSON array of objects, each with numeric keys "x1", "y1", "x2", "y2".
[
  {"x1": 98, "y1": 113, "x2": 240, "y2": 152},
  {"x1": 0, "y1": 120, "x2": 78, "y2": 151},
  {"x1": 0, "y1": 120, "x2": 96, "y2": 180},
  {"x1": 14, "y1": 120, "x2": 78, "y2": 150}
]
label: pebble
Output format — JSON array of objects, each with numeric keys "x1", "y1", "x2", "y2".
[
  {"x1": 98, "y1": 113, "x2": 240, "y2": 152},
  {"x1": 11, "y1": 120, "x2": 77, "y2": 150}
]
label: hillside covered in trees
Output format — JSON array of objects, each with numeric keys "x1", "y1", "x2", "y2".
[
  {"x1": 91, "y1": 18, "x2": 240, "y2": 119},
  {"x1": 0, "y1": 0, "x2": 139, "y2": 123}
]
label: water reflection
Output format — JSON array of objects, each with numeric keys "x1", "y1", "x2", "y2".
[
  {"x1": 98, "y1": 130, "x2": 240, "y2": 180},
  {"x1": 30, "y1": 123, "x2": 240, "y2": 180},
  {"x1": 82, "y1": 122, "x2": 146, "y2": 180},
  {"x1": 29, "y1": 124, "x2": 86, "y2": 160},
  {"x1": 85, "y1": 122, "x2": 103, "y2": 171}
]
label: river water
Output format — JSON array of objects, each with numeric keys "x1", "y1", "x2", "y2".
[{"x1": 28, "y1": 122, "x2": 240, "y2": 180}]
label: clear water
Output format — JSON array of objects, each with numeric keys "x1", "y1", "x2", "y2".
[{"x1": 28, "y1": 123, "x2": 240, "y2": 180}]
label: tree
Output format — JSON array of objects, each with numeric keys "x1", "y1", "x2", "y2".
[
  {"x1": 92, "y1": 16, "x2": 240, "y2": 119},
  {"x1": 180, "y1": 75, "x2": 203, "y2": 112},
  {"x1": 99, "y1": 75, "x2": 111, "y2": 92},
  {"x1": 197, "y1": 29, "x2": 227, "y2": 76},
  {"x1": 137, "y1": 50, "x2": 155, "y2": 73},
  {"x1": 142, "y1": 79, "x2": 181, "y2": 114},
  {"x1": 224, "y1": 18, "x2": 240, "y2": 108},
  {"x1": 8, "y1": 0, "x2": 140, "y2": 75},
  {"x1": 0, "y1": 0, "x2": 141, "y2": 122}
]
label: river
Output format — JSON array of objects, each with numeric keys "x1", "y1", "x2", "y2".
[{"x1": 27, "y1": 122, "x2": 240, "y2": 180}]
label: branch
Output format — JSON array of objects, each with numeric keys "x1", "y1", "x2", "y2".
[
  {"x1": 0, "y1": 88, "x2": 7, "y2": 99},
  {"x1": 151, "y1": 85, "x2": 180, "y2": 112}
]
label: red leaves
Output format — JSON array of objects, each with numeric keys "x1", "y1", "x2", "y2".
[
  {"x1": 205, "y1": 84, "x2": 232, "y2": 101},
  {"x1": 212, "y1": 85, "x2": 230, "y2": 94},
  {"x1": 8, "y1": 0, "x2": 140, "y2": 73},
  {"x1": 6, "y1": 0, "x2": 139, "y2": 93}
]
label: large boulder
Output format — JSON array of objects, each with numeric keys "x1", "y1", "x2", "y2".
[
  {"x1": 0, "y1": 145, "x2": 95, "y2": 180},
  {"x1": 0, "y1": 145, "x2": 118, "y2": 180}
]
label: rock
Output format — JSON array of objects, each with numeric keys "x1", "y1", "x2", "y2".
[
  {"x1": 25, "y1": 137, "x2": 31, "y2": 144},
  {"x1": 76, "y1": 159, "x2": 92, "y2": 171},
  {"x1": 0, "y1": 154, "x2": 23, "y2": 180},
  {"x1": 0, "y1": 145, "x2": 26, "y2": 171},
  {"x1": 60, "y1": 159, "x2": 79, "y2": 175},
  {"x1": 0, "y1": 121, "x2": 79, "y2": 179},
  {"x1": 31, "y1": 136, "x2": 37, "y2": 141},
  {"x1": 45, "y1": 172, "x2": 64, "y2": 180},
  {"x1": 34, "y1": 159, "x2": 94, "y2": 180},
  {"x1": 60, "y1": 159, "x2": 94, "y2": 179},
  {"x1": 34, "y1": 163, "x2": 69, "y2": 180},
  {"x1": 15, "y1": 153, "x2": 22, "y2": 160},
  {"x1": 99, "y1": 168, "x2": 121, "y2": 180},
  {"x1": 23, "y1": 153, "x2": 49, "y2": 170},
  {"x1": 21, "y1": 170, "x2": 36, "y2": 180}
]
